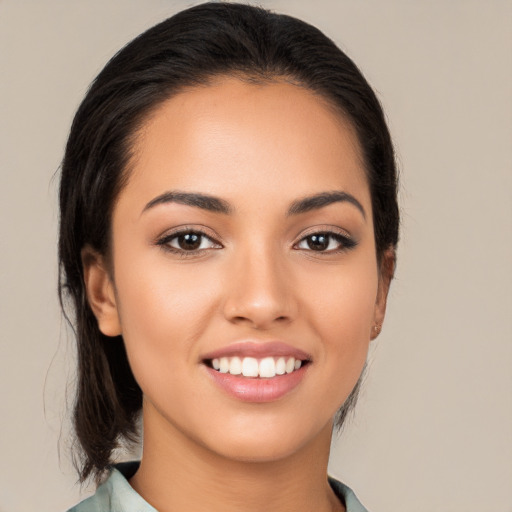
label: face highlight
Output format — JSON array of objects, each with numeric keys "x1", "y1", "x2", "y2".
[{"x1": 85, "y1": 77, "x2": 390, "y2": 463}]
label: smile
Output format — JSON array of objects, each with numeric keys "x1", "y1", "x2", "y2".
[
  {"x1": 208, "y1": 356, "x2": 304, "y2": 378},
  {"x1": 201, "y1": 341, "x2": 311, "y2": 401}
]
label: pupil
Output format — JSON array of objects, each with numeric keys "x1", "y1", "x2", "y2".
[
  {"x1": 308, "y1": 234, "x2": 328, "y2": 251},
  {"x1": 179, "y1": 233, "x2": 201, "y2": 250}
]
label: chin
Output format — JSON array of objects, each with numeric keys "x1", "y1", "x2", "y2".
[
  {"x1": 199, "y1": 415, "x2": 333, "y2": 465},
  {"x1": 213, "y1": 440, "x2": 306, "y2": 464}
]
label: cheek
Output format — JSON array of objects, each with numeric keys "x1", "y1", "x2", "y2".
[
  {"x1": 300, "y1": 255, "x2": 378, "y2": 390},
  {"x1": 112, "y1": 256, "x2": 223, "y2": 384},
  {"x1": 301, "y1": 250, "x2": 378, "y2": 334},
  {"x1": 316, "y1": 273, "x2": 377, "y2": 339}
]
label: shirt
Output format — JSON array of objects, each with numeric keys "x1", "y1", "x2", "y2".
[{"x1": 67, "y1": 461, "x2": 369, "y2": 512}]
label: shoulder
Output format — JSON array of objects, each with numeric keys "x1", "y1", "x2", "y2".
[
  {"x1": 66, "y1": 462, "x2": 155, "y2": 512},
  {"x1": 67, "y1": 486, "x2": 111, "y2": 512},
  {"x1": 328, "y1": 476, "x2": 371, "y2": 512},
  {"x1": 66, "y1": 481, "x2": 112, "y2": 512}
]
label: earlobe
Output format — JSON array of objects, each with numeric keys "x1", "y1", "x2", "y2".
[
  {"x1": 371, "y1": 247, "x2": 395, "y2": 340},
  {"x1": 81, "y1": 246, "x2": 122, "y2": 337}
]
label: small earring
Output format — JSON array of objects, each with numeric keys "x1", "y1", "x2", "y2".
[{"x1": 373, "y1": 324, "x2": 382, "y2": 334}]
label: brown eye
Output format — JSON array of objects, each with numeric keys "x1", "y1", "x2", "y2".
[
  {"x1": 158, "y1": 230, "x2": 221, "y2": 253},
  {"x1": 295, "y1": 232, "x2": 356, "y2": 253},
  {"x1": 176, "y1": 232, "x2": 202, "y2": 250},
  {"x1": 306, "y1": 234, "x2": 330, "y2": 251}
]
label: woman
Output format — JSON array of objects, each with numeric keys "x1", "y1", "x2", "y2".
[{"x1": 60, "y1": 3, "x2": 398, "y2": 511}]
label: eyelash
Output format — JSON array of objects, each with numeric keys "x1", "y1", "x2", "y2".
[
  {"x1": 295, "y1": 231, "x2": 356, "y2": 253},
  {"x1": 156, "y1": 228, "x2": 356, "y2": 258},
  {"x1": 156, "y1": 228, "x2": 221, "y2": 257}
]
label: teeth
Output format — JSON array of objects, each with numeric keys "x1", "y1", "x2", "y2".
[
  {"x1": 210, "y1": 356, "x2": 304, "y2": 378},
  {"x1": 276, "y1": 357, "x2": 286, "y2": 375},
  {"x1": 219, "y1": 357, "x2": 229, "y2": 373},
  {"x1": 259, "y1": 357, "x2": 276, "y2": 378},
  {"x1": 229, "y1": 356, "x2": 242, "y2": 375},
  {"x1": 242, "y1": 357, "x2": 259, "y2": 377}
]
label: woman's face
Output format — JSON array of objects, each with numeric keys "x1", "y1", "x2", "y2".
[{"x1": 87, "y1": 77, "x2": 390, "y2": 462}]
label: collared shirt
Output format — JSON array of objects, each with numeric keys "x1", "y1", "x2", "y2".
[{"x1": 67, "y1": 461, "x2": 369, "y2": 512}]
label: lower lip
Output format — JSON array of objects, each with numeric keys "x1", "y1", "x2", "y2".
[{"x1": 205, "y1": 365, "x2": 308, "y2": 403}]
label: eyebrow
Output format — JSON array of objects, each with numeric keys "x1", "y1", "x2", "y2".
[
  {"x1": 287, "y1": 191, "x2": 366, "y2": 219},
  {"x1": 143, "y1": 191, "x2": 233, "y2": 215},
  {"x1": 142, "y1": 190, "x2": 365, "y2": 219}
]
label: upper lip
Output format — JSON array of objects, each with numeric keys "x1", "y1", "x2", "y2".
[{"x1": 201, "y1": 341, "x2": 312, "y2": 362}]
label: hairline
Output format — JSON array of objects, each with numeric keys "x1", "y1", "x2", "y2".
[{"x1": 116, "y1": 71, "x2": 369, "y2": 217}]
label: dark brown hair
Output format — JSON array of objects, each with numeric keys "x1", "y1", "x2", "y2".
[{"x1": 59, "y1": 1, "x2": 399, "y2": 483}]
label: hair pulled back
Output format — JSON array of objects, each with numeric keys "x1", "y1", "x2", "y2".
[{"x1": 59, "y1": 1, "x2": 399, "y2": 483}]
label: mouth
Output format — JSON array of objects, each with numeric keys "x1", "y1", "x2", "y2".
[
  {"x1": 200, "y1": 341, "x2": 312, "y2": 401},
  {"x1": 204, "y1": 356, "x2": 309, "y2": 379}
]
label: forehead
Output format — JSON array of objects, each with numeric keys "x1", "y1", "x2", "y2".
[{"x1": 122, "y1": 77, "x2": 370, "y2": 215}]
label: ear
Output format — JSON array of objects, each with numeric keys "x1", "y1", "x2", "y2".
[
  {"x1": 371, "y1": 247, "x2": 395, "y2": 340},
  {"x1": 81, "y1": 245, "x2": 122, "y2": 337}
]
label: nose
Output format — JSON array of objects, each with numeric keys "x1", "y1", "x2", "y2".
[{"x1": 222, "y1": 245, "x2": 297, "y2": 330}]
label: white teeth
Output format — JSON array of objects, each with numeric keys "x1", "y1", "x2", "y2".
[
  {"x1": 210, "y1": 356, "x2": 305, "y2": 378},
  {"x1": 259, "y1": 357, "x2": 276, "y2": 378},
  {"x1": 219, "y1": 357, "x2": 230, "y2": 373},
  {"x1": 228, "y1": 356, "x2": 242, "y2": 375},
  {"x1": 275, "y1": 357, "x2": 286, "y2": 375},
  {"x1": 242, "y1": 357, "x2": 259, "y2": 377}
]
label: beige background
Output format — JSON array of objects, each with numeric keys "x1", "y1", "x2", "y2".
[{"x1": 1, "y1": 1, "x2": 511, "y2": 511}]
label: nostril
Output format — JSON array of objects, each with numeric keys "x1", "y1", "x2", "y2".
[{"x1": 222, "y1": 293, "x2": 296, "y2": 329}]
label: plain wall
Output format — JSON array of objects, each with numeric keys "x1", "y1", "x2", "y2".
[{"x1": 0, "y1": 1, "x2": 511, "y2": 511}]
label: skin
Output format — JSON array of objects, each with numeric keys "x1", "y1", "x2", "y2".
[{"x1": 84, "y1": 77, "x2": 393, "y2": 512}]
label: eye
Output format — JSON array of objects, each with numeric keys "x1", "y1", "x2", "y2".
[
  {"x1": 157, "y1": 229, "x2": 221, "y2": 254},
  {"x1": 295, "y1": 231, "x2": 356, "y2": 252}
]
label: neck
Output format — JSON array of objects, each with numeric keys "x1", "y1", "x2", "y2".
[{"x1": 130, "y1": 406, "x2": 344, "y2": 512}]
